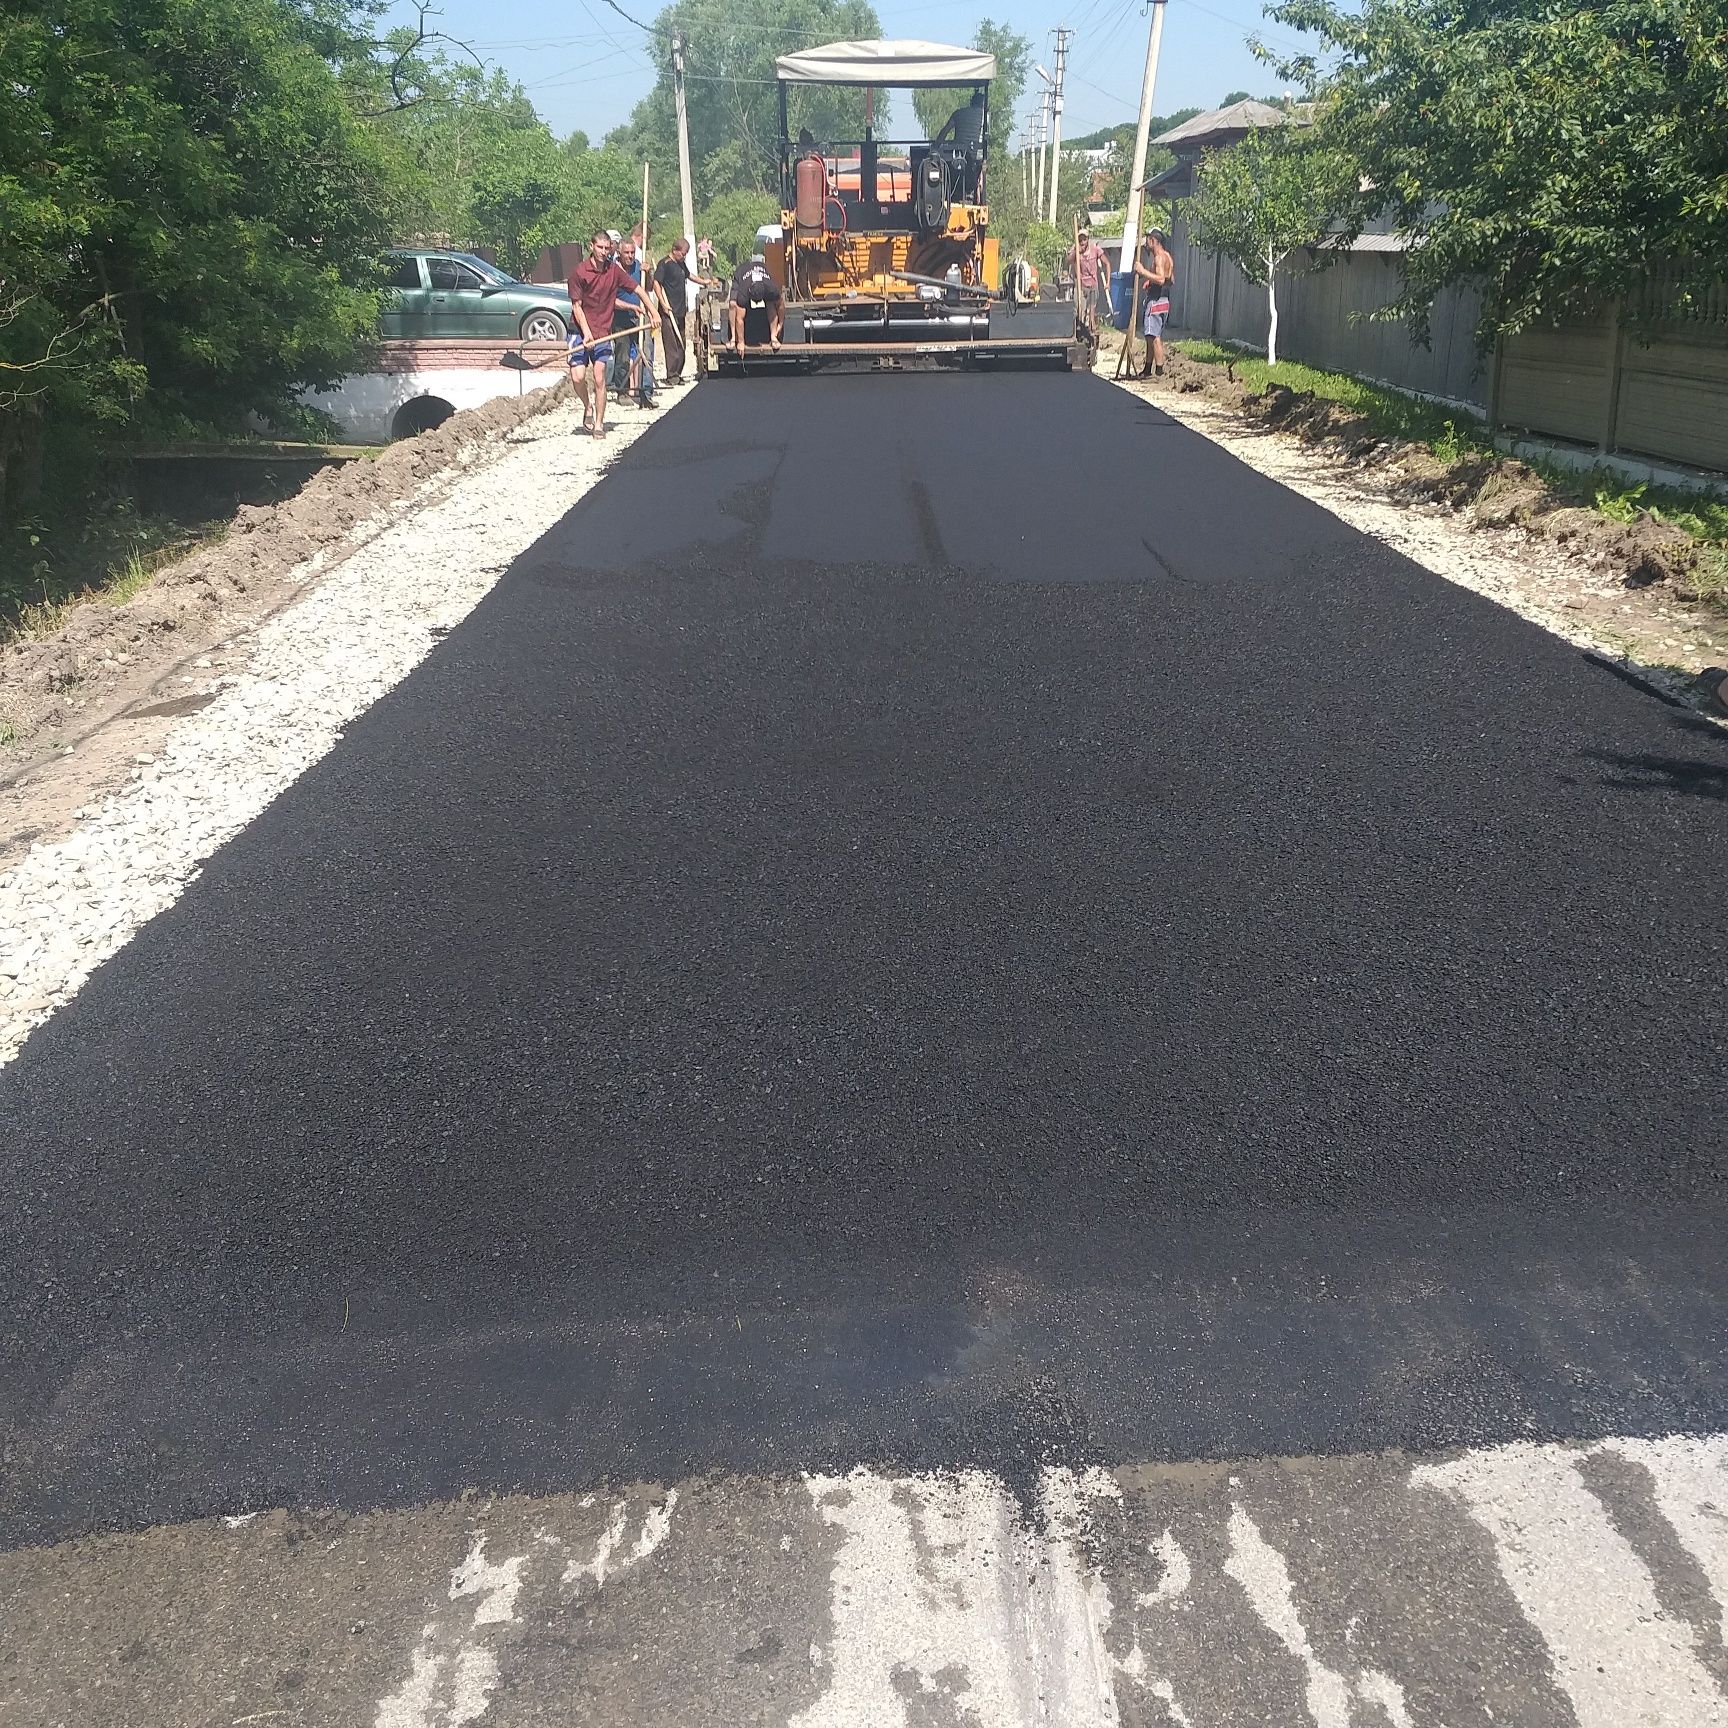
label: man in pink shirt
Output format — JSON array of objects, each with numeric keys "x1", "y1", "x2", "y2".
[
  {"x1": 566, "y1": 229, "x2": 641, "y2": 437},
  {"x1": 1066, "y1": 226, "x2": 1111, "y2": 331}
]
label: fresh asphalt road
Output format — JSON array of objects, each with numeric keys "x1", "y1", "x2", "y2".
[{"x1": 3, "y1": 370, "x2": 1726, "y2": 1550}]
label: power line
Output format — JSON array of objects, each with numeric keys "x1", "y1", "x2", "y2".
[
  {"x1": 1177, "y1": 0, "x2": 1312, "y2": 57},
  {"x1": 594, "y1": 0, "x2": 659, "y2": 34},
  {"x1": 1066, "y1": 71, "x2": 1139, "y2": 109},
  {"x1": 575, "y1": 0, "x2": 633, "y2": 59},
  {"x1": 1069, "y1": 0, "x2": 1142, "y2": 80},
  {"x1": 473, "y1": 0, "x2": 1014, "y2": 64},
  {"x1": 522, "y1": 43, "x2": 644, "y2": 89}
]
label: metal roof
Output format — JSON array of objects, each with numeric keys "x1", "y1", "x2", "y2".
[
  {"x1": 1313, "y1": 230, "x2": 1411, "y2": 253},
  {"x1": 1153, "y1": 99, "x2": 1295, "y2": 149}
]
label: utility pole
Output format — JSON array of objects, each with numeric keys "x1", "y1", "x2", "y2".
[
  {"x1": 672, "y1": 30, "x2": 697, "y2": 251},
  {"x1": 1045, "y1": 25, "x2": 1071, "y2": 226},
  {"x1": 1032, "y1": 96, "x2": 1048, "y2": 216},
  {"x1": 1118, "y1": 0, "x2": 1170, "y2": 269}
]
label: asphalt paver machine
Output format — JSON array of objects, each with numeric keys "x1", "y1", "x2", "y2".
[{"x1": 708, "y1": 38, "x2": 1088, "y2": 374}]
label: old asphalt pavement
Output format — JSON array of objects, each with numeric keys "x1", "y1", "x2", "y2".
[{"x1": 4, "y1": 371, "x2": 1727, "y2": 1723}]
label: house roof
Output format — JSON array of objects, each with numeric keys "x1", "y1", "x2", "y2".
[
  {"x1": 1153, "y1": 99, "x2": 1294, "y2": 150},
  {"x1": 1141, "y1": 160, "x2": 1195, "y2": 198},
  {"x1": 1329, "y1": 231, "x2": 1408, "y2": 253},
  {"x1": 774, "y1": 39, "x2": 995, "y2": 86}
]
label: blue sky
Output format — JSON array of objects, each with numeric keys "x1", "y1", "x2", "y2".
[{"x1": 379, "y1": 0, "x2": 1309, "y2": 149}]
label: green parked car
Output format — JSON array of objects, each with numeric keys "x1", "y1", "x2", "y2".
[{"x1": 380, "y1": 249, "x2": 572, "y2": 342}]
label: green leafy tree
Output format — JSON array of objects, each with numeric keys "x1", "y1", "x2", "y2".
[
  {"x1": 556, "y1": 148, "x2": 649, "y2": 250},
  {"x1": 1024, "y1": 221, "x2": 1068, "y2": 279},
  {"x1": 1185, "y1": 124, "x2": 1353, "y2": 363},
  {"x1": 910, "y1": 19, "x2": 1032, "y2": 145},
  {"x1": 373, "y1": 58, "x2": 547, "y2": 247},
  {"x1": 469, "y1": 128, "x2": 567, "y2": 274},
  {"x1": 0, "y1": 0, "x2": 398, "y2": 534},
  {"x1": 608, "y1": 0, "x2": 881, "y2": 204},
  {"x1": 697, "y1": 190, "x2": 780, "y2": 270},
  {"x1": 1267, "y1": 0, "x2": 1728, "y2": 345},
  {"x1": 368, "y1": 52, "x2": 644, "y2": 268}
]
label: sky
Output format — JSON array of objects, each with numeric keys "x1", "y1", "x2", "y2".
[{"x1": 378, "y1": 0, "x2": 1311, "y2": 150}]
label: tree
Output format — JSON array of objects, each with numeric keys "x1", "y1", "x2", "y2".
[
  {"x1": 607, "y1": 0, "x2": 882, "y2": 203},
  {"x1": 556, "y1": 148, "x2": 648, "y2": 251},
  {"x1": 373, "y1": 58, "x2": 546, "y2": 248},
  {"x1": 469, "y1": 129, "x2": 566, "y2": 275},
  {"x1": 698, "y1": 189, "x2": 780, "y2": 269},
  {"x1": 1266, "y1": 0, "x2": 1728, "y2": 346},
  {"x1": 910, "y1": 19, "x2": 1031, "y2": 145},
  {"x1": 1185, "y1": 124, "x2": 1353, "y2": 364},
  {"x1": 366, "y1": 51, "x2": 644, "y2": 269},
  {"x1": 0, "y1": 0, "x2": 399, "y2": 533}
]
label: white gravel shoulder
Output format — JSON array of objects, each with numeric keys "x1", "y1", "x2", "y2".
[{"x1": 0, "y1": 397, "x2": 669, "y2": 1065}]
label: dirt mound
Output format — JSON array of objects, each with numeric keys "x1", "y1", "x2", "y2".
[
  {"x1": 1159, "y1": 358, "x2": 1708, "y2": 599},
  {"x1": 1, "y1": 382, "x2": 569, "y2": 744}
]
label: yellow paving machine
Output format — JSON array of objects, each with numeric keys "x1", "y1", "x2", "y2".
[{"x1": 707, "y1": 38, "x2": 1088, "y2": 374}]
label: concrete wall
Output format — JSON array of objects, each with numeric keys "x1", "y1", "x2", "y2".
[
  {"x1": 1498, "y1": 316, "x2": 1728, "y2": 475},
  {"x1": 299, "y1": 340, "x2": 565, "y2": 444}
]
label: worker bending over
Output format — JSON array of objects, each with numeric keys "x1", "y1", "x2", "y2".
[{"x1": 728, "y1": 253, "x2": 784, "y2": 351}]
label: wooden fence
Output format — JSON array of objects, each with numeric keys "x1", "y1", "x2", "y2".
[{"x1": 1164, "y1": 220, "x2": 1728, "y2": 477}]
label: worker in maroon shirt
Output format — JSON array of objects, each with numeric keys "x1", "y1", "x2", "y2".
[{"x1": 566, "y1": 229, "x2": 642, "y2": 437}]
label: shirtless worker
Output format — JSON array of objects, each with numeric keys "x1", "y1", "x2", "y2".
[
  {"x1": 727, "y1": 252, "x2": 784, "y2": 352},
  {"x1": 566, "y1": 229, "x2": 641, "y2": 437},
  {"x1": 1133, "y1": 227, "x2": 1175, "y2": 379}
]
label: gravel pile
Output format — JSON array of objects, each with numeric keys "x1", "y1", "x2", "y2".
[{"x1": 0, "y1": 395, "x2": 666, "y2": 1064}]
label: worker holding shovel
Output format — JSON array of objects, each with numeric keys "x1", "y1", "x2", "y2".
[{"x1": 566, "y1": 229, "x2": 641, "y2": 437}]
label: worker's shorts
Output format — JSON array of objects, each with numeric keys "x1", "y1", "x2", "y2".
[
  {"x1": 1142, "y1": 304, "x2": 1169, "y2": 339},
  {"x1": 568, "y1": 337, "x2": 614, "y2": 366}
]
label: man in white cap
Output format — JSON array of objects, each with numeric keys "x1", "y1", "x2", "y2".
[{"x1": 727, "y1": 251, "x2": 784, "y2": 351}]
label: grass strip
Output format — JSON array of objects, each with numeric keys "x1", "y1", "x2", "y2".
[{"x1": 1172, "y1": 338, "x2": 1728, "y2": 566}]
